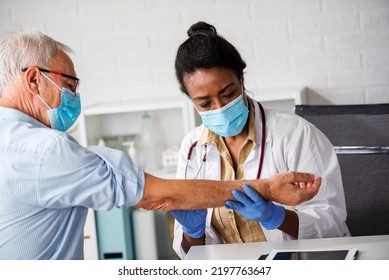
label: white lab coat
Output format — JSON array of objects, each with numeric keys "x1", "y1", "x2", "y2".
[{"x1": 173, "y1": 101, "x2": 350, "y2": 259}]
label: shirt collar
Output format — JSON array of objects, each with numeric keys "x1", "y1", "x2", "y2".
[{"x1": 0, "y1": 106, "x2": 47, "y2": 128}]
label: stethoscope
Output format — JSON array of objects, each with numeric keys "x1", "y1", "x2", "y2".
[{"x1": 185, "y1": 101, "x2": 266, "y2": 180}]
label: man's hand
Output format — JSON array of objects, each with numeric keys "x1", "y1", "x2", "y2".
[{"x1": 250, "y1": 171, "x2": 321, "y2": 206}]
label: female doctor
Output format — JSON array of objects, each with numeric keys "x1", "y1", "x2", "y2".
[{"x1": 171, "y1": 21, "x2": 350, "y2": 259}]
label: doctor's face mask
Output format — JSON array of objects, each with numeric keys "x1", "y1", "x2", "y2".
[
  {"x1": 197, "y1": 94, "x2": 249, "y2": 138},
  {"x1": 37, "y1": 72, "x2": 81, "y2": 132}
]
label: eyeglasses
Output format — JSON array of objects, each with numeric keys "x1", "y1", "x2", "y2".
[{"x1": 21, "y1": 66, "x2": 80, "y2": 92}]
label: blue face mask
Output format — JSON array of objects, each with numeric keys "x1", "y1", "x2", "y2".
[
  {"x1": 38, "y1": 73, "x2": 81, "y2": 132},
  {"x1": 198, "y1": 95, "x2": 249, "y2": 138}
]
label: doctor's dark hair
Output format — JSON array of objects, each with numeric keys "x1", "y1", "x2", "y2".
[{"x1": 175, "y1": 21, "x2": 247, "y2": 95}]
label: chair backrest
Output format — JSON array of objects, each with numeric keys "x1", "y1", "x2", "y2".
[{"x1": 294, "y1": 103, "x2": 389, "y2": 237}]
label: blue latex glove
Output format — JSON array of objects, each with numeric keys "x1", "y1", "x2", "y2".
[
  {"x1": 225, "y1": 184, "x2": 286, "y2": 230},
  {"x1": 170, "y1": 209, "x2": 207, "y2": 238}
]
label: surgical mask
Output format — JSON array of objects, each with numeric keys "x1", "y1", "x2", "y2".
[
  {"x1": 198, "y1": 95, "x2": 249, "y2": 138},
  {"x1": 38, "y1": 72, "x2": 81, "y2": 132}
]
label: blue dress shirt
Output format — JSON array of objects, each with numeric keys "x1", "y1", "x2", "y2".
[{"x1": 0, "y1": 107, "x2": 145, "y2": 259}]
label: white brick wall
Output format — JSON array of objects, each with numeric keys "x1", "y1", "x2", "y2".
[{"x1": 1, "y1": 0, "x2": 389, "y2": 105}]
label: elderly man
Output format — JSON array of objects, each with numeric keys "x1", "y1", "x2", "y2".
[{"x1": 0, "y1": 30, "x2": 321, "y2": 259}]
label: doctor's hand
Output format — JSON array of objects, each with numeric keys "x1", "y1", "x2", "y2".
[
  {"x1": 226, "y1": 184, "x2": 286, "y2": 230},
  {"x1": 170, "y1": 209, "x2": 207, "y2": 238}
]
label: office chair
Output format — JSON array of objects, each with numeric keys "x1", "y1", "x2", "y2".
[{"x1": 294, "y1": 103, "x2": 389, "y2": 237}]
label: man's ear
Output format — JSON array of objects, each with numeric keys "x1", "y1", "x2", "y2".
[{"x1": 23, "y1": 67, "x2": 41, "y2": 96}]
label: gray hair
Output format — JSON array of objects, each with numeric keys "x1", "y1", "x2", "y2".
[{"x1": 0, "y1": 29, "x2": 73, "y2": 97}]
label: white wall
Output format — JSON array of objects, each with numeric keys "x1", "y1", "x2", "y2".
[{"x1": 1, "y1": 0, "x2": 389, "y2": 106}]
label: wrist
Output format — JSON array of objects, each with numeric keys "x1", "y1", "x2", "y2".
[
  {"x1": 262, "y1": 178, "x2": 272, "y2": 201},
  {"x1": 182, "y1": 233, "x2": 205, "y2": 253},
  {"x1": 244, "y1": 179, "x2": 271, "y2": 200},
  {"x1": 183, "y1": 232, "x2": 205, "y2": 243}
]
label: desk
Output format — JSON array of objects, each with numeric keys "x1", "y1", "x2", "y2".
[{"x1": 185, "y1": 235, "x2": 389, "y2": 260}]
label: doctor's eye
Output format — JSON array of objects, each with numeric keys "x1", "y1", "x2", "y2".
[
  {"x1": 199, "y1": 101, "x2": 211, "y2": 109},
  {"x1": 223, "y1": 93, "x2": 235, "y2": 99},
  {"x1": 223, "y1": 90, "x2": 237, "y2": 99}
]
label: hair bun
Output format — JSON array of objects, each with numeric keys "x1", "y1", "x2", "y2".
[{"x1": 187, "y1": 21, "x2": 217, "y2": 37}]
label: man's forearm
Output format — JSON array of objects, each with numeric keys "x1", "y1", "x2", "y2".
[
  {"x1": 135, "y1": 173, "x2": 261, "y2": 210},
  {"x1": 135, "y1": 172, "x2": 321, "y2": 210}
]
